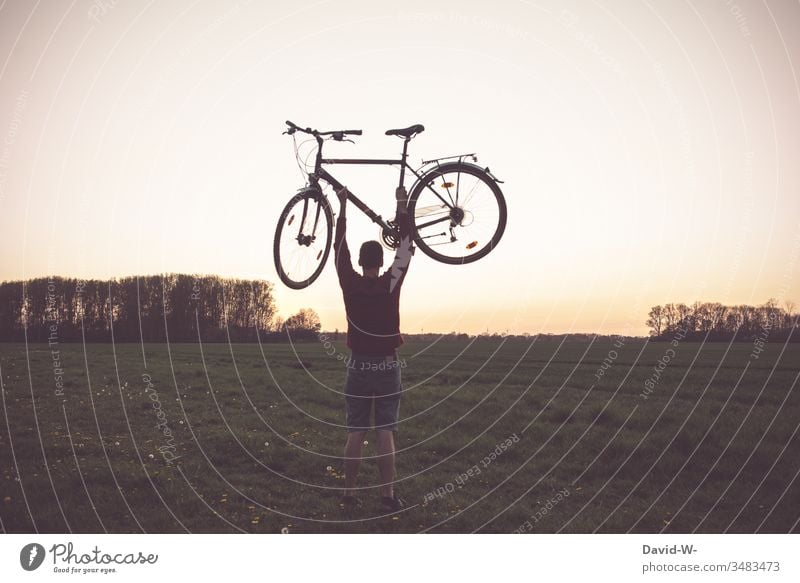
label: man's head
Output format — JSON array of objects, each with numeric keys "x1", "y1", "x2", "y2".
[{"x1": 358, "y1": 240, "x2": 384, "y2": 274}]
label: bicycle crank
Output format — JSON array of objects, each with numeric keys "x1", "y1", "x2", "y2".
[{"x1": 379, "y1": 220, "x2": 401, "y2": 250}]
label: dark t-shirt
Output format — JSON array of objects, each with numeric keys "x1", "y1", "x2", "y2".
[{"x1": 334, "y1": 211, "x2": 413, "y2": 356}]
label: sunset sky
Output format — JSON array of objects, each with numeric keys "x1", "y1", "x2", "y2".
[{"x1": 1, "y1": 0, "x2": 798, "y2": 336}]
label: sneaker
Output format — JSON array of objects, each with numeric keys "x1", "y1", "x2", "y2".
[{"x1": 380, "y1": 494, "x2": 406, "y2": 512}]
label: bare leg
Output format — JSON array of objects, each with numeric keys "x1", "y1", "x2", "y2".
[
  {"x1": 343, "y1": 431, "x2": 366, "y2": 496},
  {"x1": 376, "y1": 429, "x2": 396, "y2": 498}
]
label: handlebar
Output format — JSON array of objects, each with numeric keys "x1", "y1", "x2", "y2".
[{"x1": 284, "y1": 120, "x2": 362, "y2": 140}]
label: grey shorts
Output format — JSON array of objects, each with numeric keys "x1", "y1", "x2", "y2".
[{"x1": 344, "y1": 352, "x2": 403, "y2": 432}]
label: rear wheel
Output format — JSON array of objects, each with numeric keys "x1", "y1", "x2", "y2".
[
  {"x1": 273, "y1": 187, "x2": 333, "y2": 289},
  {"x1": 408, "y1": 162, "x2": 506, "y2": 264}
]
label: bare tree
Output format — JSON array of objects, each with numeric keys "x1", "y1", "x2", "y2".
[
  {"x1": 284, "y1": 308, "x2": 321, "y2": 333},
  {"x1": 646, "y1": 305, "x2": 664, "y2": 337}
]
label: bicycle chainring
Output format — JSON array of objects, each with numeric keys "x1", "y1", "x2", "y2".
[{"x1": 380, "y1": 220, "x2": 401, "y2": 249}]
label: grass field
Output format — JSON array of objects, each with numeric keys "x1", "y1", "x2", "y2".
[{"x1": 1, "y1": 337, "x2": 798, "y2": 533}]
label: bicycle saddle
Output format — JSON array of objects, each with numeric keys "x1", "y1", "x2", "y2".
[{"x1": 385, "y1": 124, "x2": 425, "y2": 138}]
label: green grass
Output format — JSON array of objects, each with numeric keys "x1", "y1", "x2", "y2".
[{"x1": 1, "y1": 338, "x2": 798, "y2": 533}]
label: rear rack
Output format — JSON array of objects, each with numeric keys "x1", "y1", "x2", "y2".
[
  {"x1": 417, "y1": 153, "x2": 504, "y2": 184},
  {"x1": 420, "y1": 153, "x2": 477, "y2": 165}
]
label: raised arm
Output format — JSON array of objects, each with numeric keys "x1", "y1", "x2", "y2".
[
  {"x1": 333, "y1": 186, "x2": 358, "y2": 287},
  {"x1": 386, "y1": 185, "x2": 414, "y2": 292}
]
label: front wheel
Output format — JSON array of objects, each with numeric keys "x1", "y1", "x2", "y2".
[
  {"x1": 408, "y1": 161, "x2": 507, "y2": 265},
  {"x1": 273, "y1": 187, "x2": 333, "y2": 289}
]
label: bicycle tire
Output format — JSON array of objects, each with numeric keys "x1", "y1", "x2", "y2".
[
  {"x1": 273, "y1": 187, "x2": 333, "y2": 289},
  {"x1": 408, "y1": 161, "x2": 507, "y2": 265}
]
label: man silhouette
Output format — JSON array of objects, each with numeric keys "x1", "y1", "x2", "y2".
[{"x1": 334, "y1": 184, "x2": 413, "y2": 511}]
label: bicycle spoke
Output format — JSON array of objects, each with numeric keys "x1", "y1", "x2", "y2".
[{"x1": 460, "y1": 175, "x2": 483, "y2": 208}]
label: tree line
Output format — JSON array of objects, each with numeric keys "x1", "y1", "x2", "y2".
[
  {"x1": 0, "y1": 275, "x2": 321, "y2": 342},
  {"x1": 646, "y1": 300, "x2": 797, "y2": 341},
  {"x1": 2, "y1": 277, "x2": 795, "y2": 344}
]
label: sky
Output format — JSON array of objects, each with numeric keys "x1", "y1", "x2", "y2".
[{"x1": 0, "y1": 0, "x2": 798, "y2": 336}]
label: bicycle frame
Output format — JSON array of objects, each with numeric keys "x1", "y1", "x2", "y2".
[{"x1": 308, "y1": 134, "x2": 468, "y2": 233}]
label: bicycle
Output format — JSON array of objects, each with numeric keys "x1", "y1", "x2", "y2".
[{"x1": 274, "y1": 120, "x2": 507, "y2": 289}]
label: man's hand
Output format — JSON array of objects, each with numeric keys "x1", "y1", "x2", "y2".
[
  {"x1": 336, "y1": 186, "x2": 349, "y2": 205},
  {"x1": 395, "y1": 185, "x2": 408, "y2": 214}
]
